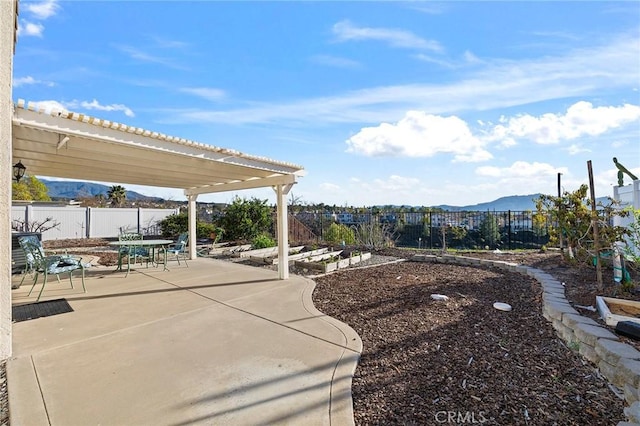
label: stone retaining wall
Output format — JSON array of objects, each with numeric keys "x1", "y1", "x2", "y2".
[{"x1": 413, "y1": 253, "x2": 640, "y2": 426}]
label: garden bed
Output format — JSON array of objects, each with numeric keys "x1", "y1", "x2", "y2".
[
  {"x1": 294, "y1": 251, "x2": 371, "y2": 273},
  {"x1": 313, "y1": 259, "x2": 627, "y2": 425}
]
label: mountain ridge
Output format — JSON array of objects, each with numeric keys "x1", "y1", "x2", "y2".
[
  {"x1": 433, "y1": 194, "x2": 542, "y2": 211},
  {"x1": 41, "y1": 179, "x2": 162, "y2": 201},
  {"x1": 41, "y1": 180, "x2": 610, "y2": 211}
]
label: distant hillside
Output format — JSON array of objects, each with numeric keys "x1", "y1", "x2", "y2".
[
  {"x1": 433, "y1": 193, "x2": 613, "y2": 212},
  {"x1": 41, "y1": 179, "x2": 162, "y2": 201},
  {"x1": 433, "y1": 194, "x2": 543, "y2": 212}
]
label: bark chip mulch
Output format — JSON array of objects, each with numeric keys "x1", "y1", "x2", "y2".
[{"x1": 312, "y1": 261, "x2": 626, "y2": 425}]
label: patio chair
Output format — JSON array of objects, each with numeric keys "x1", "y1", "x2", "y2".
[
  {"x1": 17, "y1": 235, "x2": 87, "y2": 301},
  {"x1": 160, "y1": 232, "x2": 189, "y2": 267},
  {"x1": 117, "y1": 233, "x2": 151, "y2": 276}
]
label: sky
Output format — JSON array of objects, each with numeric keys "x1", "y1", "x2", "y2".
[{"x1": 11, "y1": 0, "x2": 640, "y2": 207}]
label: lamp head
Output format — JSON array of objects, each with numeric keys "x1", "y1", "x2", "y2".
[{"x1": 13, "y1": 161, "x2": 26, "y2": 183}]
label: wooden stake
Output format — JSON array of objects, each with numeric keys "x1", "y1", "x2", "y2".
[
  {"x1": 558, "y1": 172, "x2": 563, "y2": 252},
  {"x1": 587, "y1": 160, "x2": 603, "y2": 291}
]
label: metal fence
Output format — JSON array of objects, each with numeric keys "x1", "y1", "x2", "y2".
[{"x1": 296, "y1": 210, "x2": 552, "y2": 250}]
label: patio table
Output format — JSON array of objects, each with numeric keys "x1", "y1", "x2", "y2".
[{"x1": 109, "y1": 239, "x2": 173, "y2": 273}]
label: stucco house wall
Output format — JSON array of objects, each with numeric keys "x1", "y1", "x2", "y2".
[{"x1": 1, "y1": 0, "x2": 17, "y2": 359}]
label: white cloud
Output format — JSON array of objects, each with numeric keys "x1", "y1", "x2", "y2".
[
  {"x1": 17, "y1": 1, "x2": 60, "y2": 38},
  {"x1": 18, "y1": 21, "x2": 44, "y2": 37},
  {"x1": 410, "y1": 4, "x2": 447, "y2": 15},
  {"x1": 179, "y1": 87, "x2": 226, "y2": 101},
  {"x1": 345, "y1": 111, "x2": 492, "y2": 162},
  {"x1": 148, "y1": 35, "x2": 188, "y2": 49},
  {"x1": 488, "y1": 101, "x2": 640, "y2": 145},
  {"x1": 414, "y1": 50, "x2": 483, "y2": 69},
  {"x1": 69, "y1": 99, "x2": 135, "y2": 117},
  {"x1": 371, "y1": 175, "x2": 421, "y2": 192},
  {"x1": 310, "y1": 55, "x2": 361, "y2": 69},
  {"x1": 13, "y1": 76, "x2": 36, "y2": 87},
  {"x1": 413, "y1": 54, "x2": 455, "y2": 68},
  {"x1": 566, "y1": 144, "x2": 591, "y2": 155},
  {"x1": 475, "y1": 161, "x2": 567, "y2": 179},
  {"x1": 30, "y1": 99, "x2": 134, "y2": 117},
  {"x1": 28, "y1": 100, "x2": 68, "y2": 113},
  {"x1": 332, "y1": 20, "x2": 442, "y2": 52},
  {"x1": 31, "y1": 99, "x2": 135, "y2": 117},
  {"x1": 168, "y1": 34, "x2": 639, "y2": 126},
  {"x1": 24, "y1": 0, "x2": 60, "y2": 19},
  {"x1": 319, "y1": 182, "x2": 341, "y2": 192},
  {"x1": 115, "y1": 45, "x2": 190, "y2": 70},
  {"x1": 13, "y1": 75, "x2": 54, "y2": 87}
]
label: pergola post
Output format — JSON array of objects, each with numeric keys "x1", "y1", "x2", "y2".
[
  {"x1": 188, "y1": 194, "x2": 198, "y2": 260},
  {"x1": 274, "y1": 184, "x2": 293, "y2": 279}
]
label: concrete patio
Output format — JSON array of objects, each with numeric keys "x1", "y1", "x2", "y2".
[{"x1": 8, "y1": 258, "x2": 362, "y2": 425}]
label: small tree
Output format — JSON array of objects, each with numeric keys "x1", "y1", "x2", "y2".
[
  {"x1": 219, "y1": 196, "x2": 273, "y2": 241},
  {"x1": 536, "y1": 185, "x2": 627, "y2": 262},
  {"x1": 479, "y1": 213, "x2": 500, "y2": 249},
  {"x1": 12, "y1": 175, "x2": 51, "y2": 201},
  {"x1": 355, "y1": 221, "x2": 395, "y2": 250},
  {"x1": 324, "y1": 223, "x2": 356, "y2": 245}
]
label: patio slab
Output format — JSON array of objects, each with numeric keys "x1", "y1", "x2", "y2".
[{"x1": 8, "y1": 258, "x2": 362, "y2": 425}]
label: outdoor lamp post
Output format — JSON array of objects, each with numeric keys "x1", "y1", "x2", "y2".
[{"x1": 13, "y1": 160, "x2": 26, "y2": 183}]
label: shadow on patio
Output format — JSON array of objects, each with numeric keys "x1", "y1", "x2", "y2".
[{"x1": 8, "y1": 258, "x2": 362, "y2": 425}]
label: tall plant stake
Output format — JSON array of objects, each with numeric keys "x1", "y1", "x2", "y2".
[{"x1": 587, "y1": 160, "x2": 603, "y2": 291}]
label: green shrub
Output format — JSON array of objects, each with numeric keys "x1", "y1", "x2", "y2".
[
  {"x1": 324, "y1": 223, "x2": 356, "y2": 245},
  {"x1": 219, "y1": 196, "x2": 273, "y2": 241},
  {"x1": 197, "y1": 222, "x2": 217, "y2": 240},
  {"x1": 252, "y1": 233, "x2": 276, "y2": 249},
  {"x1": 159, "y1": 213, "x2": 217, "y2": 239}
]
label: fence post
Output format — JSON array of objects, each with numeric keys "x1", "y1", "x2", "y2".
[
  {"x1": 508, "y1": 210, "x2": 512, "y2": 249},
  {"x1": 137, "y1": 208, "x2": 142, "y2": 235},
  {"x1": 86, "y1": 207, "x2": 91, "y2": 238},
  {"x1": 429, "y1": 211, "x2": 433, "y2": 249},
  {"x1": 25, "y1": 205, "x2": 32, "y2": 232}
]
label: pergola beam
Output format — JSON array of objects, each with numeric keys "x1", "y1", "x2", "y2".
[{"x1": 184, "y1": 174, "x2": 297, "y2": 196}]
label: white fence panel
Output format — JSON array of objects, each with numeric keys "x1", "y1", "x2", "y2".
[
  {"x1": 89, "y1": 208, "x2": 140, "y2": 238},
  {"x1": 11, "y1": 206, "x2": 27, "y2": 229},
  {"x1": 10, "y1": 206, "x2": 181, "y2": 239},
  {"x1": 614, "y1": 180, "x2": 640, "y2": 256},
  {"x1": 31, "y1": 207, "x2": 88, "y2": 241},
  {"x1": 139, "y1": 209, "x2": 179, "y2": 235}
]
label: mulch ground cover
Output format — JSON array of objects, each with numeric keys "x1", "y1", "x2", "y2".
[{"x1": 312, "y1": 259, "x2": 627, "y2": 425}]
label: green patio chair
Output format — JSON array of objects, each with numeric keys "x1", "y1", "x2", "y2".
[
  {"x1": 117, "y1": 233, "x2": 151, "y2": 276},
  {"x1": 18, "y1": 235, "x2": 87, "y2": 301},
  {"x1": 160, "y1": 232, "x2": 189, "y2": 267}
]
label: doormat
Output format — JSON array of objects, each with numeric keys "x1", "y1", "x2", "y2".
[{"x1": 12, "y1": 299, "x2": 74, "y2": 323}]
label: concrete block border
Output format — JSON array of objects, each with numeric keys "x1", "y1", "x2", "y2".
[{"x1": 413, "y1": 254, "x2": 640, "y2": 426}]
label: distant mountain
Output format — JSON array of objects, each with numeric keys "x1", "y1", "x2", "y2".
[
  {"x1": 433, "y1": 193, "x2": 613, "y2": 212},
  {"x1": 41, "y1": 179, "x2": 162, "y2": 201},
  {"x1": 433, "y1": 194, "x2": 543, "y2": 212}
]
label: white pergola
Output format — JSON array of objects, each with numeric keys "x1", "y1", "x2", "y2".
[{"x1": 11, "y1": 99, "x2": 304, "y2": 279}]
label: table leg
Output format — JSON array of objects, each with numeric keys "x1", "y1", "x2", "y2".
[{"x1": 161, "y1": 245, "x2": 169, "y2": 271}]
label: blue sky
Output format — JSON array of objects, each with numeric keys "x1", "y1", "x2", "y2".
[{"x1": 12, "y1": 0, "x2": 640, "y2": 207}]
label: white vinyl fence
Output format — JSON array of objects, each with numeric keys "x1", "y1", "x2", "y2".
[
  {"x1": 613, "y1": 179, "x2": 640, "y2": 256},
  {"x1": 11, "y1": 206, "x2": 179, "y2": 241}
]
